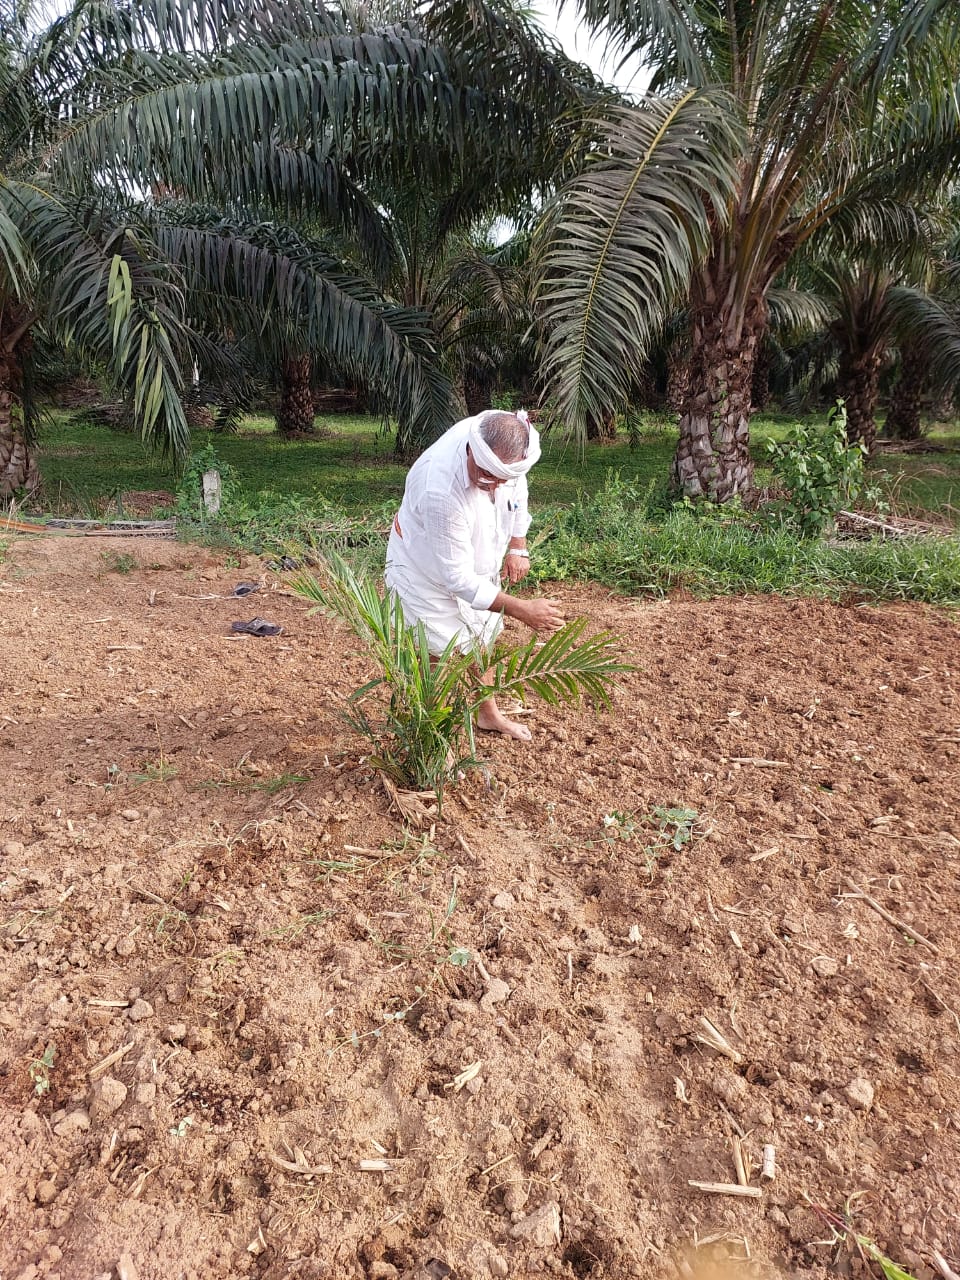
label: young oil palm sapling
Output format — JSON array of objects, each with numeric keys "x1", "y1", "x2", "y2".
[{"x1": 289, "y1": 554, "x2": 630, "y2": 804}]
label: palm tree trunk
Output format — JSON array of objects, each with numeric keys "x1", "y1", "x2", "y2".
[
  {"x1": 672, "y1": 286, "x2": 764, "y2": 501},
  {"x1": 634, "y1": 360, "x2": 658, "y2": 411},
  {"x1": 666, "y1": 342, "x2": 689, "y2": 413},
  {"x1": 586, "y1": 407, "x2": 617, "y2": 440},
  {"x1": 928, "y1": 389, "x2": 956, "y2": 425},
  {"x1": 276, "y1": 354, "x2": 315, "y2": 437},
  {"x1": 463, "y1": 366, "x2": 493, "y2": 416},
  {"x1": 885, "y1": 342, "x2": 925, "y2": 441},
  {"x1": 838, "y1": 348, "x2": 882, "y2": 454},
  {"x1": 751, "y1": 339, "x2": 771, "y2": 412},
  {"x1": 0, "y1": 340, "x2": 39, "y2": 502}
]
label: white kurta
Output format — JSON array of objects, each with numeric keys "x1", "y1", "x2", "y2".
[{"x1": 385, "y1": 416, "x2": 532, "y2": 655}]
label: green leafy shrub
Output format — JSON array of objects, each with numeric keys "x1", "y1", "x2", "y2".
[
  {"x1": 290, "y1": 554, "x2": 630, "y2": 806},
  {"x1": 765, "y1": 400, "x2": 870, "y2": 536}
]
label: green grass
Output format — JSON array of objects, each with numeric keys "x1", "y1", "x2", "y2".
[
  {"x1": 28, "y1": 406, "x2": 960, "y2": 605},
  {"x1": 531, "y1": 476, "x2": 960, "y2": 604},
  {"x1": 34, "y1": 407, "x2": 960, "y2": 521},
  {"x1": 33, "y1": 408, "x2": 677, "y2": 513}
]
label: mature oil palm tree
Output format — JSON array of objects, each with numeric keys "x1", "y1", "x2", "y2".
[
  {"x1": 885, "y1": 212, "x2": 960, "y2": 438},
  {"x1": 537, "y1": 0, "x2": 960, "y2": 500},
  {"x1": 0, "y1": 0, "x2": 606, "y2": 497},
  {"x1": 0, "y1": 0, "x2": 449, "y2": 496},
  {"x1": 822, "y1": 262, "x2": 960, "y2": 453}
]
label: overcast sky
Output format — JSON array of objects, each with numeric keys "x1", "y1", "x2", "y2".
[{"x1": 531, "y1": 2, "x2": 651, "y2": 95}]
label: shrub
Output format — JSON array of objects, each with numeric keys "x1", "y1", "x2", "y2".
[{"x1": 765, "y1": 399, "x2": 872, "y2": 537}]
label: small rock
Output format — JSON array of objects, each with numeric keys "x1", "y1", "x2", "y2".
[
  {"x1": 127, "y1": 999, "x2": 153, "y2": 1023},
  {"x1": 509, "y1": 1201, "x2": 562, "y2": 1248},
  {"x1": 503, "y1": 1182, "x2": 528, "y2": 1214},
  {"x1": 487, "y1": 1252, "x2": 509, "y2": 1278},
  {"x1": 1, "y1": 841, "x2": 25, "y2": 858},
  {"x1": 115, "y1": 936, "x2": 136, "y2": 958},
  {"x1": 120, "y1": 809, "x2": 140, "y2": 822},
  {"x1": 185, "y1": 1026, "x2": 214, "y2": 1051},
  {"x1": 571, "y1": 1040, "x2": 593, "y2": 1082},
  {"x1": 811, "y1": 956, "x2": 839, "y2": 978},
  {"x1": 13, "y1": 1265, "x2": 38, "y2": 1280},
  {"x1": 491, "y1": 892, "x2": 516, "y2": 911},
  {"x1": 91, "y1": 1076, "x2": 127, "y2": 1119},
  {"x1": 367, "y1": 1265, "x2": 399, "y2": 1280},
  {"x1": 165, "y1": 1022, "x2": 187, "y2": 1043},
  {"x1": 36, "y1": 1178, "x2": 58, "y2": 1205},
  {"x1": 52, "y1": 1109, "x2": 90, "y2": 1138},
  {"x1": 117, "y1": 1254, "x2": 140, "y2": 1280},
  {"x1": 844, "y1": 1077, "x2": 874, "y2": 1110},
  {"x1": 134, "y1": 1082, "x2": 156, "y2": 1105},
  {"x1": 480, "y1": 979, "x2": 511, "y2": 1010},
  {"x1": 781, "y1": 915, "x2": 803, "y2": 937},
  {"x1": 46, "y1": 995, "x2": 71, "y2": 1026},
  {"x1": 823, "y1": 1145, "x2": 845, "y2": 1174}
]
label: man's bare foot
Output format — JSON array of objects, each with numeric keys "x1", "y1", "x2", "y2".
[{"x1": 476, "y1": 701, "x2": 532, "y2": 742}]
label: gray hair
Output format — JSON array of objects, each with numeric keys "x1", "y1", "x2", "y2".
[{"x1": 478, "y1": 411, "x2": 529, "y2": 463}]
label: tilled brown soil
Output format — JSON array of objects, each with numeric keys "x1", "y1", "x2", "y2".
[{"x1": 1, "y1": 535, "x2": 958, "y2": 1280}]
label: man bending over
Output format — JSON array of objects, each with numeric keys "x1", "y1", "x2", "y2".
[{"x1": 385, "y1": 410, "x2": 563, "y2": 742}]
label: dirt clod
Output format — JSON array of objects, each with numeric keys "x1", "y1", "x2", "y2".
[
  {"x1": 510, "y1": 1201, "x2": 562, "y2": 1247},
  {"x1": 844, "y1": 1077, "x2": 875, "y2": 1110}
]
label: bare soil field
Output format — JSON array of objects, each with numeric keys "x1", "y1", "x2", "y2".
[{"x1": 1, "y1": 534, "x2": 958, "y2": 1280}]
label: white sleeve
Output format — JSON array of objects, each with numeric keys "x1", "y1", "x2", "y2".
[
  {"x1": 511, "y1": 475, "x2": 532, "y2": 538},
  {"x1": 421, "y1": 493, "x2": 500, "y2": 611}
]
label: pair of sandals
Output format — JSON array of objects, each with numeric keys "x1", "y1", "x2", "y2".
[{"x1": 229, "y1": 581, "x2": 283, "y2": 636}]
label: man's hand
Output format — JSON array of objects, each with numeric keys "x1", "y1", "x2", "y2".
[
  {"x1": 490, "y1": 590, "x2": 564, "y2": 634},
  {"x1": 516, "y1": 596, "x2": 564, "y2": 634},
  {"x1": 502, "y1": 552, "x2": 531, "y2": 585}
]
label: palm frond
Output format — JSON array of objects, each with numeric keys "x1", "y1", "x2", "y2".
[
  {"x1": 289, "y1": 554, "x2": 630, "y2": 800},
  {"x1": 536, "y1": 90, "x2": 742, "y2": 439},
  {"x1": 150, "y1": 212, "x2": 452, "y2": 448},
  {"x1": 4, "y1": 180, "x2": 190, "y2": 454},
  {"x1": 485, "y1": 618, "x2": 631, "y2": 710},
  {"x1": 765, "y1": 287, "x2": 834, "y2": 333},
  {"x1": 886, "y1": 285, "x2": 960, "y2": 394}
]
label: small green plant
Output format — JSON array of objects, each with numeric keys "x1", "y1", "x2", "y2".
[
  {"x1": 144, "y1": 870, "x2": 193, "y2": 940},
  {"x1": 309, "y1": 827, "x2": 442, "y2": 883},
  {"x1": 290, "y1": 553, "x2": 631, "y2": 807},
  {"x1": 198, "y1": 770, "x2": 309, "y2": 794},
  {"x1": 175, "y1": 443, "x2": 242, "y2": 526},
  {"x1": 335, "y1": 876, "x2": 471, "y2": 1054},
  {"x1": 600, "y1": 805, "x2": 699, "y2": 876},
  {"x1": 765, "y1": 399, "x2": 869, "y2": 537},
  {"x1": 808, "y1": 1196, "x2": 919, "y2": 1280},
  {"x1": 29, "y1": 1045, "x2": 55, "y2": 1097},
  {"x1": 98, "y1": 550, "x2": 139, "y2": 574},
  {"x1": 132, "y1": 758, "x2": 179, "y2": 783},
  {"x1": 267, "y1": 910, "x2": 336, "y2": 942}
]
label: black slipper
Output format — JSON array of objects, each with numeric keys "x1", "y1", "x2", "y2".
[
  {"x1": 231, "y1": 582, "x2": 261, "y2": 597},
  {"x1": 230, "y1": 617, "x2": 283, "y2": 637}
]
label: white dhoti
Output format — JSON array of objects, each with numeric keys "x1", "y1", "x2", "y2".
[{"x1": 384, "y1": 557, "x2": 503, "y2": 657}]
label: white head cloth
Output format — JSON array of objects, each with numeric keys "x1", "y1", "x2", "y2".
[{"x1": 466, "y1": 409, "x2": 541, "y2": 480}]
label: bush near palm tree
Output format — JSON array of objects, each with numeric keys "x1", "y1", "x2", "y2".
[{"x1": 538, "y1": 0, "x2": 960, "y2": 501}]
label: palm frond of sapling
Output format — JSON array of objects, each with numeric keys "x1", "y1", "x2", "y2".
[{"x1": 482, "y1": 618, "x2": 631, "y2": 711}]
